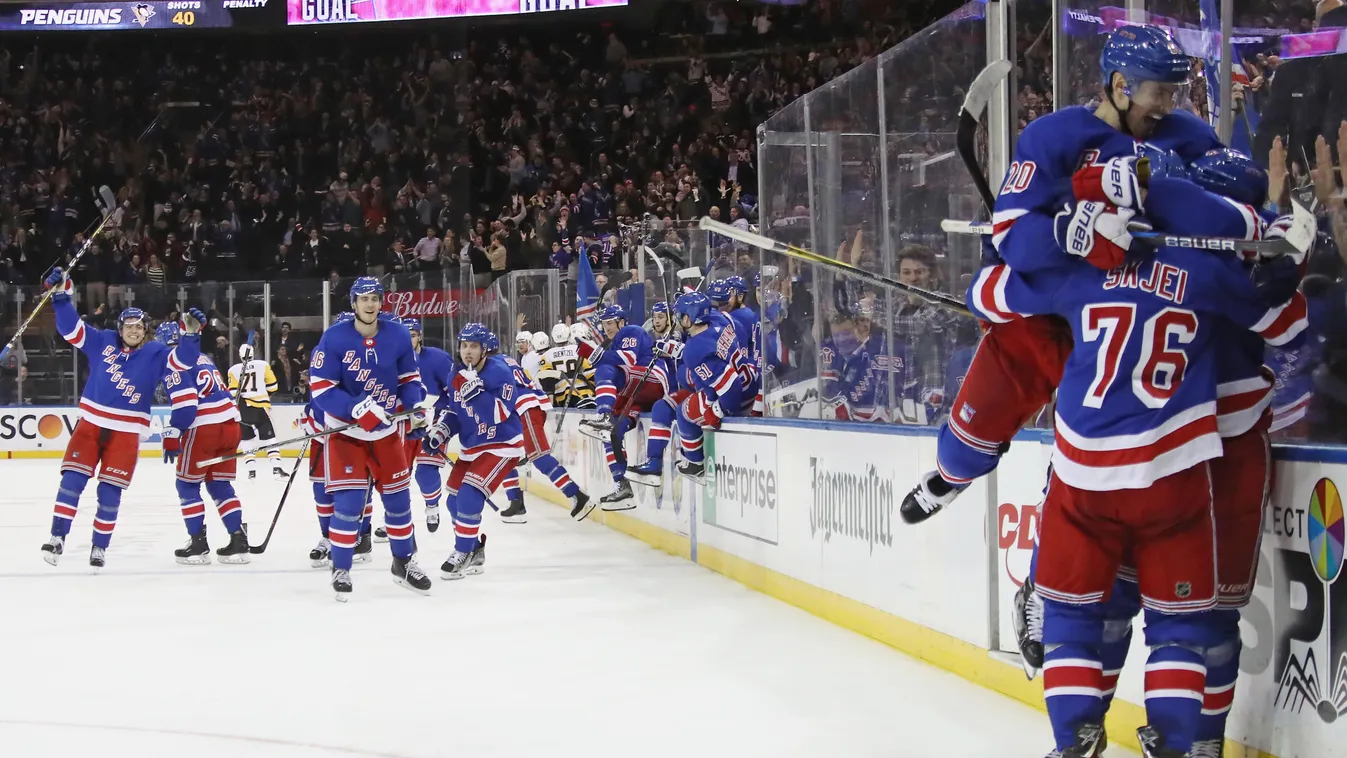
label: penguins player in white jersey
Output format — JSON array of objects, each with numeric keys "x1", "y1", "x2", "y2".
[{"x1": 228, "y1": 344, "x2": 284, "y2": 480}]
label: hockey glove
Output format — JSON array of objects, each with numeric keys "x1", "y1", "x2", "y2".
[
  {"x1": 456, "y1": 369, "x2": 484, "y2": 401},
  {"x1": 182, "y1": 307, "x2": 207, "y2": 334},
  {"x1": 1262, "y1": 214, "x2": 1310, "y2": 270},
  {"x1": 424, "y1": 411, "x2": 454, "y2": 452},
  {"x1": 45, "y1": 268, "x2": 73, "y2": 303},
  {"x1": 352, "y1": 396, "x2": 390, "y2": 433},
  {"x1": 162, "y1": 427, "x2": 181, "y2": 464},
  {"x1": 702, "y1": 398, "x2": 725, "y2": 430},
  {"x1": 1251, "y1": 255, "x2": 1303, "y2": 309},
  {"x1": 655, "y1": 338, "x2": 684, "y2": 361},
  {"x1": 1071, "y1": 155, "x2": 1145, "y2": 210},
  {"x1": 1055, "y1": 201, "x2": 1146, "y2": 271},
  {"x1": 299, "y1": 405, "x2": 322, "y2": 436}
]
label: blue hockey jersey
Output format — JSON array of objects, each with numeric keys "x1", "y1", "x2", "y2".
[
  {"x1": 309, "y1": 319, "x2": 424, "y2": 442},
  {"x1": 966, "y1": 253, "x2": 1307, "y2": 491},
  {"x1": 728, "y1": 305, "x2": 760, "y2": 361},
  {"x1": 991, "y1": 106, "x2": 1221, "y2": 272},
  {"x1": 56, "y1": 298, "x2": 200, "y2": 434},
  {"x1": 683, "y1": 312, "x2": 749, "y2": 415},
  {"x1": 445, "y1": 357, "x2": 523, "y2": 460},
  {"x1": 583, "y1": 323, "x2": 670, "y2": 392},
  {"x1": 165, "y1": 354, "x2": 239, "y2": 432},
  {"x1": 497, "y1": 353, "x2": 551, "y2": 414},
  {"x1": 415, "y1": 344, "x2": 456, "y2": 413}
]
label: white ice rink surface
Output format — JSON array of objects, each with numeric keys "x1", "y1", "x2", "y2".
[{"x1": 0, "y1": 459, "x2": 1128, "y2": 758}]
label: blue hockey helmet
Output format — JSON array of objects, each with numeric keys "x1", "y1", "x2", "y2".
[
  {"x1": 1189, "y1": 148, "x2": 1268, "y2": 208},
  {"x1": 1099, "y1": 25, "x2": 1191, "y2": 93},
  {"x1": 402, "y1": 317, "x2": 423, "y2": 334},
  {"x1": 650, "y1": 301, "x2": 669, "y2": 314},
  {"x1": 118, "y1": 307, "x2": 147, "y2": 330},
  {"x1": 674, "y1": 292, "x2": 714, "y2": 326},
  {"x1": 598, "y1": 304, "x2": 627, "y2": 323},
  {"x1": 707, "y1": 279, "x2": 732, "y2": 303},
  {"x1": 1137, "y1": 144, "x2": 1189, "y2": 182},
  {"x1": 155, "y1": 321, "x2": 181, "y2": 346},
  {"x1": 349, "y1": 276, "x2": 384, "y2": 304},
  {"x1": 725, "y1": 275, "x2": 749, "y2": 296},
  {"x1": 484, "y1": 331, "x2": 500, "y2": 352},
  {"x1": 458, "y1": 322, "x2": 491, "y2": 346}
]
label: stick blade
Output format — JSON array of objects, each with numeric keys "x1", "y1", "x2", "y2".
[
  {"x1": 961, "y1": 60, "x2": 1013, "y2": 120},
  {"x1": 1286, "y1": 200, "x2": 1317, "y2": 255},
  {"x1": 676, "y1": 266, "x2": 703, "y2": 280}
]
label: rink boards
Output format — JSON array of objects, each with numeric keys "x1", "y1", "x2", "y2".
[{"x1": 522, "y1": 412, "x2": 1347, "y2": 758}]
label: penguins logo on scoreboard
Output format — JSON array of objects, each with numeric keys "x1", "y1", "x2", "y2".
[
  {"x1": 131, "y1": 3, "x2": 156, "y2": 26},
  {"x1": 1272, "y1": 477, "x2": 1347, "y2": 724}
]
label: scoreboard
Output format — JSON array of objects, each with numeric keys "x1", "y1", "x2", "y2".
[{"x1": 0, "y1": 0, "x2": 273, "y2": 30}]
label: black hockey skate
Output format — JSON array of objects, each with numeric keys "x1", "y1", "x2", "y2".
[
  {"x1": 354, "y1": 531, "x2": 373, "y2": 563},
  {"x1": 272, "y1": 465, "x2": 287, "y2": 481},
  {"x1": 900, "y1": 470, "x2": 967, "y2": 525},
  {"x1": 216, "y1": 529, "x2": 251, "y2": 565},
  {"x1": 89, "y1": 546, "x2": 106, "y2": 570},
  {"x1": 500, "y1": 497, "x2": 527, "y2": 524},
  {"x1": 175, "y1": 529, "x2": 211, "y2": 565},
  {"x1": 578, "y1": 414, "x2": 616, "y2": 441},
  {"x1": 441, "y1": 535, "x2": 486, "y2": 579},
  {"x1": 41, "y1": 535, "x2": 65, "y2": 566},
  {"x1": 570, "y1": 490, "x2": 597, "y2": 522},
  {"x1": 310, "y1": 538, "x2": 332, "y2": 568},
  {"x1": 1043, "y1": 723, "x2": 1105, "y2": 758},
  {"x1": 1013, "y1": 578, "x2": 1045, "y2": 678},
  {"x1": 426, "y1": 505, "x2": 441, "y2": 533},
  {"x1": 248, "y1": 469, "x2": 257, "y2": 480},
  {"x1": 331, "y1": 568, "x2": 353, "y2": 602},
  {"x1": 391, "y1": 555, "x2": 432, "y2": 595},
  {"x1": 675, "y1": 459, "x2": 705, "y2": 485},
  {"x1": 600, "y1": 480, "x2": 635, "y2": 511},
  {"x1": 624, "y1": 459, "x2": 663, "y2": 488},
  {"x1": 1136, "y1": 726, "x2": 1187, "y2": 758},
  {"x1": 373, "y1": 526, "x2": 389, "y2": 543}
]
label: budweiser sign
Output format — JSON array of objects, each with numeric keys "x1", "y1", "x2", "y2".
[{"x1": 383, "y1": 289, "x2": 462, "y2": 318}]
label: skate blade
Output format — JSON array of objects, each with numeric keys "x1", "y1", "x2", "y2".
[
  {"x1": 311, "y1": 558, "x2": 332, "y2": 569},
  {"x1": 393, "y1": 577, "x2": 432, "y2": 596},
  {"x1": 440, "y1": 570, "x2": 467, "y2": 580},
  {"x1": 576, "y1": 425, "x2": 610, "y2": 441},
  {"x1": 175, "y1": 556, "x2": 212, "y2": 566},
  {"x1": 334, "y1": 591, "x2": 350, "y2": 603},
  {"x1": 501, "y1": 515, "x2": 528, "y2": 524},
  {"x1": 1020, "y1": 659, "x2": 1041, "y2": 680},
  {"x1": 676, "y1": 472, "x2": 706, "y2": 485},
  {"x1": 42, "y1": 552, "x2": 60, "y2": 566},
  {"x1": 373, "y1": 535, "x2": 389, "y2": 544},
  {"x1": 624, "y1": 471, "x2": 662, "y2": 487},
  {"x1": 218, "y1": 554, "x2": 251, "y2": 565},
  {"x1": 600, "y1": 501, "x2": 636, "y2": 512},
  {"x1": 353, "y1": 553, "x2": 373, "y2": 564},
  {"x1": 572, "y1": 501, "x2": 598, "y2": 522}
]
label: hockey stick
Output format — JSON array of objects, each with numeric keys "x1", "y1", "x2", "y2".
[
  {"x1": 956, "y1": 60, "x2": 1014, "y2": 213},
  {"x1": 698, "y1": 218, "x2": 971, "y2": 316},
  {"x1": 248, "y1": 440, "x2": 309, "y2": 554},
  {"x1": 939, "y1": 199, "x2": 1317, "y2": 257},
  {"x1": 195, "y1": 407, "x2": 422, "y2": 467},
  {"x1": 1, "y1": 186, "x2": 119, "y2": 364}
]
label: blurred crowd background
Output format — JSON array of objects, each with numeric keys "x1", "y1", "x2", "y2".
[{"x1": 3, "y1": 0, "x2": 1346, "y2": 446}]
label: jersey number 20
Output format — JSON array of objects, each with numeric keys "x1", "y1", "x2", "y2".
[{"x1": 1082, "y1": 303, "x2": 1197, "y2": 409}]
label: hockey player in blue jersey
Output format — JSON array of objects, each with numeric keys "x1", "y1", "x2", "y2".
[
  {"x1": 486, "y1": 336, "x2": 595, "y2": 523},
  {"x1": 625, "y1": 333, "x2": 694, "y2": 487},
  {"x1": 403, "y1": 317, "x2": 454, "y2": 533},
  {"x1": 309, "y1": 277, "x2": 431, "y2": 600},
  {"x1": 711, "y1": 276, "x2": 764, "y2": 416},
  {"x1": 662, "y1": 292, "x2": 750, "y2": 482},
  {"x1": 424, "y1": 323, "x2": 524, "y2": 579},
  {"x1": 903, "y1": 24, "x2": 1229, "y2": 526},
  {"x1": 157, "y1": 322, "x2": 251, "y2": 566},
  {"x1": 575, "y1": 305, "x2": 670, "y2": 508},
  {"x1": 40, "y1": 267, "x2": 205, "y2": 568}
]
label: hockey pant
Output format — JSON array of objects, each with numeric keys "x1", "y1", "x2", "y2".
[{"x1": 934, "y1": 315, "x2": 1071, "y2": 487}]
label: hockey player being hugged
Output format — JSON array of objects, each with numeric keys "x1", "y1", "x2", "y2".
[
  {"x1": 901, "y1": 24, "x2": 1228, "y2": 525},
  {"x1": 488, "y1": 333, "x2": 594, "y2": 523},
  {"x1": 40, "y1": 267, "x2": 205, "y2": 568},
  {"x1": 423, "y1": 323, "x2": 524, "y2": 579},
  {"x1": 308, "y1": 278, "x2": 431, "y2": 600},
  {"x1": 576, "y1": 305, "x2": 670, "y2": 508},
  {"x1": 536, "y1": 322, "x2": 597, "y2": 408},
  {"x1": 229, "y1": 343, "x2": 284, "y2": 480},
  {"x1": 625, "y1": 332, "x2": 694, "y2": 487},
  {"x1": 158, "y1": 322, "x2": 250, "y2": 565},
  {"x1": 522, "y1": 331, "x2": 548, "y2": 379},
  {"x1": 400, "y1": 317, "x2": 454, "y2": 533},
  {"x1": 635, "y1": 292, "x2": 751, "y2": 484}
]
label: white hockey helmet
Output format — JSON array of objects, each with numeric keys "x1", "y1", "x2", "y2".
[
  {"x1": 515, "y1": 330, "x2": 532, "y2": 348},
  {"x1": 239, "y1": 344, "x2": 254, "y2": 361},
  {"x1": 570, "y1": 322, "x2": 592, "y2": 342},
  {"x1": 551, "y1": 323, "x2": 572, "y2": 344},
  {"x1": 531, "y1": 331, "x2": 550, "y2": 352}
]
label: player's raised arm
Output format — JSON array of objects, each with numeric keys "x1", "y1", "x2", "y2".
[{"x1": 47, "y1": 268, "x2": 109, "y2": 357}]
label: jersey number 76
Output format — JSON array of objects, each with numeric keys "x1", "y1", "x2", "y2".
[{"x1": 1082, "y1": 303, "x2": 1198, "y2": 409}]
